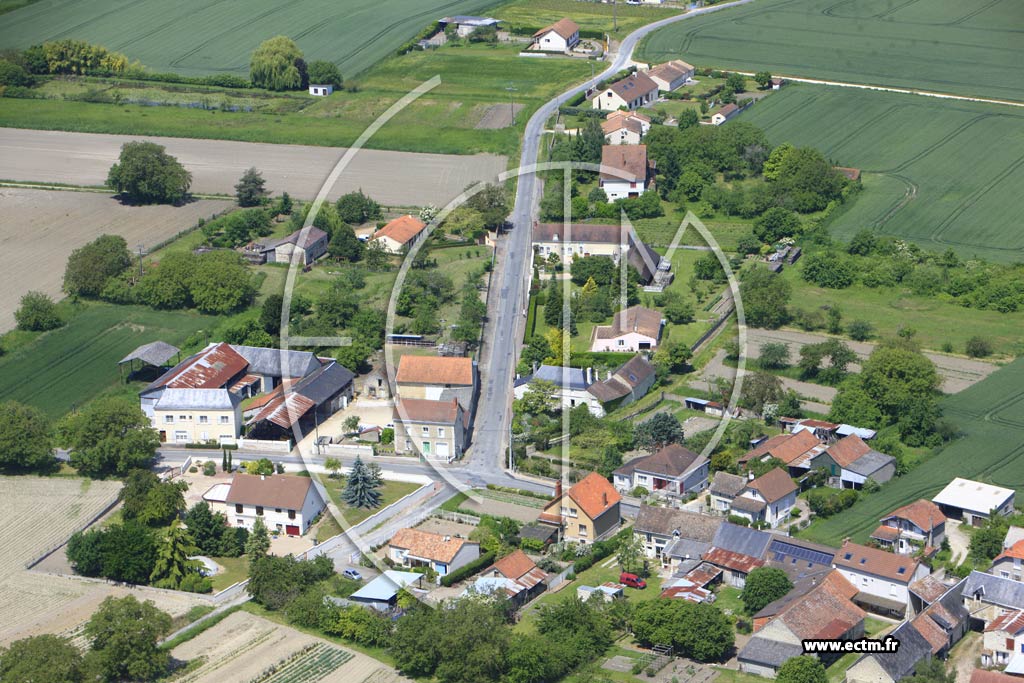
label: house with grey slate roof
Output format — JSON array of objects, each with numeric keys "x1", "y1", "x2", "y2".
[
  {"x1": 632, "y1": 504, "x2": 722, "y2": 568},
  {"x1": 846, "y1": 621, "x2": 934, "y2": 683},
  {"x1": 964, "y1": 570, "x2": 1024, "y2": 624}
]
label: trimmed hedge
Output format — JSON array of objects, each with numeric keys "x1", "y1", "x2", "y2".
[
  {"x1": 441, "y1": 551, "x2": 496, "y2": 587},
  {"x1": 572, "y1": 527, "x2": 631, "y2": 574}
]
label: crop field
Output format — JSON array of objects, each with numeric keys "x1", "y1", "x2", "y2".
[
  {"x1": 636, "y1": 0, "x2": 1024, "y2": 101},
  {"x1": 0, "y1": 187, "x2": 231, "y2": 331},
  {"x1": 0, "y1": 303, "x2": 217, "y2": 419},
  {"x1": 738, "y1": 85, "x2": 1024, "y2": 262},
  {"x1": 170, "y1": 611, "x2": 395, "y2": 683},
  {"x1": 0, "y1": 476, "x2": 206, "y2": 646},
  {"x1": 0, "y1": 0, "x2": 505, "y2": 79},
  {"x1": 493, "y1": 0, "x2": 682, "y2": 36},
  {"x1": 0, "y1": 43, "x2": 589, "y2": 155},
  {"x1": 802, "y1": 357, "x2": 1024, "y2": 547}
]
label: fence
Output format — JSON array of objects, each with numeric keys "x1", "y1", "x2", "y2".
[
  {"x1": 431, "y1": 510, "x2": 482, "y2": 526},
  {"x1": 319, "y1": 443, "x2": 374, "y2": 458},
  {"x1": 229, "y1": 437, "x2": 293, "y2": 453}
]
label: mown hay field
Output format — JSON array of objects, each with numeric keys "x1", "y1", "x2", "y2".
[
  {"x1": 0, "y1": 302, "x2": 217, "y2": 418},
  {"x1": 802, "y1": 357, "x2": 1024, "y2": 547},
  {"x1": 738, "y1": 85, "x2": 1024, "y2": 262},
  {"x1": 0, "y1": 0, "x2": 505, "y2": 78},
  {"x1": 636, "y1": 0, "x2": 1024, "y2": 101}
]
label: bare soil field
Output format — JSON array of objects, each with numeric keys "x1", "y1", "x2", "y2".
[
  {"x1": 171, "y1": 611, "x2": 404, "y2": 683},
  {"x1": 0, "y1": 186, "x2": 232, "y2": 330},
  {"x1": 0, "y1": 475, "x2": 205, "y2": 645},
  {"x1": 0, "y1": 128, "x2": 507, "y2": 206},
  {"x1": 475, "y1": 103, "x2": 525, "y2": 129}
]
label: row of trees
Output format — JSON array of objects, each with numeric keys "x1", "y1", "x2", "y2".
[{"x1": 250, "y1": 36, "x2": 342, "y2": 91}]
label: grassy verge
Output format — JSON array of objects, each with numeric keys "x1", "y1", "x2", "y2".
[
  {"x1": 160, "y1": 604, "x2": 243, "y2": 651},
  {"x1": 208, "y1": 556, "x2": 250, "y2": 593},
  {"x1": 315, "y1": 474, "x2": 421, "y2": 527}
]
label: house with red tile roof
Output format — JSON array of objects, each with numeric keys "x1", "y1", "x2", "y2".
[
  {"x1": 729, "y1": 468, "x2": 797, "y2": 529},
  {"x1": 464, "y1": 550, "x2": 549, "y2": 605},
  {"x1": 834, "y1": 540, "x2": 930, "y2": 618},
  {"x1": 598, "y1": 144, "x2": 653, "y2": 201},
  {"x1": 592, "y1": 72, "x2": 659, "y2": 112},
  {"x1": 219, "y1": 473, "x2": 326, "y2": 536},
  {"x1": 372, "y1": 214, "x2": 427, "y2": 254},
  {"x1": 808, "y1": 434, "x2": 896, "y2": 489},
  {"x1": 992, "y1": 539, "x2": 1024, "y2": 582},
  {"x1": 388, "y1": 527, "x2": 480, "y2": 577},
  {"x1": 737, "y1": 429, "x2": 826, "y2": 477},
  {"x1": 531, "y1": 18, "x2": 579, "y2": 52},
  {"x1": 870, "y1": 499, "x2": 946, "y2": 555},
  {"x1": 538, "y1": 473, "x2": 621, "y2": 543}
]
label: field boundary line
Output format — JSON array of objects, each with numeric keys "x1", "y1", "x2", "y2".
[
  {"x1": 731, "y1": 71, "x2": 1024, "y2": 108},
  {"x1": 0, "y1": 179, "x2": 233, "y2": 200},
  {"x1": 23, "y1": 492, "x2": 121, "y2": 570}
]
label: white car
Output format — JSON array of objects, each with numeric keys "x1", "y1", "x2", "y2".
[{"x1": 342, "y1": 568, "x2": 363, "y2": 581}]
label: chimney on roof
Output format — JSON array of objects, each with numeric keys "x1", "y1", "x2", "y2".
[
  {"x1": 261, "y1": 475, "x2": 266, "y2": 481},
  {"x1": 554, "y1": 480, "x2": 562, "y2": 499},
  {"x1": 748, "y1": 471, "x2": 755, "y2": 481},
  {"x1": 444, "y1": 535, "x2": 451, "y2": 542},
  {"x1": 603, "y1": 492, "x2": 608, "y2": 506}
]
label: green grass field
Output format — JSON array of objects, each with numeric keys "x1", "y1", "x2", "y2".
[
  {"x1": 0, "y1": 43, "x2": 590, "y2": 155},
  {"x1": 801, "y1": 357, "x2": 1024, "y2": 547},
  {"x1": 738, "y1": 84, "x2": 1024, "y2": 262},
  {"x1": 0, "y1": 0, "x2": 506, "y2": 79},
  {"x1": 493, "y1": 0, "x2": 682, "y2": 36},
  {"x1": 0, "y1": 303, "x2": 217, "y2": 419},
  {"x1": 315, "y1": 473, "x2": 421, "y2": 527},
  {"x1": 636, "y1": 0, "x2": 1024, "y2": 101}
]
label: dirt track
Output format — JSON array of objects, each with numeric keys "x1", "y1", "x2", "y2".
[
  {"x1": 0, "y1": 128, "x2": 507, "y2": 206},
  {"x1": 0, "y1": 187, "x2": 232, "y2": 331}
]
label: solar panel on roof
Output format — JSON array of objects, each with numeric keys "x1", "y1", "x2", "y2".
[{"x1": 769, "y1": 539, "x2": 833, "y2": 566}]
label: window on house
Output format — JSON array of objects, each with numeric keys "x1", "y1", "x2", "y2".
[
  {"x1": 288, "y1": 510, "x2": 296, "y2": 519},
  {"x1": 1008, "y1": 638, "x2": 1015, "y2": 651},
  {"x1": 235, "y1": 504, "x2": 243, "y2": 513},
  {"x1": 179, "y1": 415, "x2": 187, "y2": 421},
  {"x1": 220, "y1": 416, "x2": 230, "y2": 424},
  {"x1": 275, "y1": 508, "x2": 282, "y2": 513},
  {"x1": 438, "y1": 427, "x2": 445, "y2": 438},
  {"x1": 164, "y1": 415, "x2": 174, "y2": 424},
  {"x1": 422, "y1": 426, "x2": 429, "y2": 436},
  {"x1": 255, "y1": 506, "x2": 264, "y2": 516},
  {"x1": 422, "y1": 441, "x2": 431, "y2": 453},
  {"x1": 199, "y1": 415, "x2": 209, "y2": 424},
  {"x1": 617, "y1": 340, "x2": 624, "y2": 347}
]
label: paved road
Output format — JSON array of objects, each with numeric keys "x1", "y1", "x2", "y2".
[
  {"x1": 467, "y1": 0, "x2": 756, "y2": 480},
  {"x1": 0, "y1": 128, "x2": 506, "y2": 207}
]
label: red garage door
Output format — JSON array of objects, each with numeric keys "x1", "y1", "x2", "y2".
[{"x1": 286, "y1": 525, "x2": 300, "y2": 536}]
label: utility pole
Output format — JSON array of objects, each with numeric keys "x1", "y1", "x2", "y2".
[
  {"x1": 136, "y1": 244, "x2": 144, "y2": 279},
  {"x1": 506, "y1": 83, "x2": 517, "y2": 121},
  {"x1": 613, "y1": 0, "x2": 617, "y2": 32}
]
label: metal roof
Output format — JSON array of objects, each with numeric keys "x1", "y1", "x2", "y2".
[
  {"x1": 350, "y1": 570, "x2": 423, "y2": 602},
  {"x1": 846, "y1": 450, "x2": 895, "y2": 476},
  {"x1": 933, "y1": 477, "x2": 1014, "y2": 515},
  {"x1": 155, "y1": 387, "x2": 241, "y2": 411},
  {"x1": 230, "y1": 345, "x2": 321, "y2": 379},
  {"x1": 292, "y1": 360, "x2": 355, "y2": 405},
  {"x1": 738, "y1": 636, "x2": 803, "y2": 668},
  {"x1": 119, "y1": 341, "x2": 179, "y2": 366},
  {"x1": 525, "y1": 365, "x2": 590, "y2": 391}
]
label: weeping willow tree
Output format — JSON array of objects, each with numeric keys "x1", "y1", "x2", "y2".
[{"x1": 250, "y1": 36, "x2": 304, "y2": 91}]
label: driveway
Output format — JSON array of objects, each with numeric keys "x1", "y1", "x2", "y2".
[
  {"x1": 743, "y1": 328, "x2": 998, "y2": 394},
  {"x1": 945, "y1": 520, "x2": 971, "y2": 564}
]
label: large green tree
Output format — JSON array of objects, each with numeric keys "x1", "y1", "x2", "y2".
[
  {"x1": 307, "y1": 60, "x2": 342, "y2": 88},
  {"x1": 60, "y1": 397, "x2": 159, "y2": 478},
  {"x1": 343, "y1": 456, "x2": 382, "y2": 509},
  {"x1": 150, "y1": 519, "x2": 203, "y2": 589},
  {"x1": 119, "y1": 469, "x2": 186, "y2": 526},
  {"x1": 250, "y1": 36, "x2": 304, "y2": 90},
  {"x1": 634, "y1": 412, "x2": 684, "y2": 450},
  {"x1": 0, "y1": 401, "x2": 56, "y2": 474},
  {"x1": 0, "y1": 634, "x2": 83, "y2": 683},
  {"x1": 235, "y1": 167, "x2": 268, "y2": 207},
  {"x1": 335, "y1": 190, "x2": 382, "y2": 224},
  {"x1": 630, "y1": 599, "x2": 734, "y2": 662},
  {"x1": 14, "y1": 291, "x2": 62, "y2": 331},
  {"x1": 777, "y1": 656, "x2": 827, "y2": 683},
  {"x1": 83, "y1": 596, "x2": 172, "y2": 682},
  {"x1": 741, "y1": 567, "x2": 793, "y2": 613},
  {"x1": 189, "y1": 251, "x2": 256, "y2": 314},
  {"x1": 740, "y1": 266, "x2": 791, "y2": 329},
  {"x1": 860, "y1": 339, "x2": 940, "y2": 421},
  {"x1": 63, "y1": 234, "x2": 132, "y2": 297},
  {"x1": 245, "y1": 517, "x2": 271, "y2": 558},
  {"x1": 107, "y1": 141, "x2": 191, "y2": 204}
]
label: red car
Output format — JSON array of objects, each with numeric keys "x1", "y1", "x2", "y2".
[{"x1": 619, "y1": 572, "x2": 647, "y2": 589}]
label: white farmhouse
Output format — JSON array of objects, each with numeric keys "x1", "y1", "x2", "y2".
[
  {"x1": 592, "y1": 72, "x2": 659, "y2": 111},
  {"x1": 833, "y1": 540, "x2": 930, "y2": 618},
  {"x1": 645, "y1": 60, "x2": 694, "y2": 92},
  {"x1": 729, "y1": 468, "x2": 796, "y2": 529},
  {"x1": 210, "y1": 473, "x2": 327, "y2": 536},
  {"x1": 599, "y1": 144, "x2": 651, "y2": 200},
  {"x1": 531, "y1": 18, "x2": 580, "y2": 52},
  {"x1": 591, "y1": 305, "x2": 662, "y2": 352},
  {"x1": 388, "y1": 528, "x2": 481, "y2": 577}
]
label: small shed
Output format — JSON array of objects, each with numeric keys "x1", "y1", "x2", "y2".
[
  {"x1": 309, "y1": 84, "x2": 334, "y2": 97},
  {"x1": 118, "y1": 341, "x2": 180, "y2": 381},
  {"x1": 349, "y1": 570, "x2": 425, "y2": 611}
]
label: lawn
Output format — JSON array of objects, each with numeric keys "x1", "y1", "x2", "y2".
[
  {"x1": 0, "y1": 0, "x2": 506, "y2": 79},
  {"x1": 800, "y1": 357, "x2": 1024, "y2": 547},
  {"x1": 636, "y1": 0, "x2": 1024, "y2": 101},
  {"x1": 777, "y1": 265, "x2": 1024, "y2": 357},
  {"x1": 0, "y1": 302, "x2": 218, "y2": 419},
  {"x1": 737, "y1": 84, "x2": 1024, "y2": 263},
  {"x1": 0, "y1": 42, "x2": 591, "y2": 155},
  {"x1": 315, "y1": 473, "x2": 421, "y2": 527},
  {"x1": 493, "y1": 0, "x2": 682, "y2": 37},
  {"x1": 208, "y1": 555, "x2": 249, "y2": 592}
]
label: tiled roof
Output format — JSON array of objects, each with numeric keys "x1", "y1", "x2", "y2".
[
  {"x1": 588, "y1": 355, "x2": 655, "y2": 403},
  {"x1": 605, "y1": 72, "x2": 659, "y2": 100},
  {"x1": 601, "y1": 116, "x2": 644, "y2": 136},
  {"x1": 606, "y1": 110, "x2": 651, "y2": 124},
  {"x1": 973, "y1": 670, "x2": 1024, "y2": 683},
  {"x1": 716, "y1": 103, "x2": 739, "y2": 117},
  {"x1": 710, "y1": 471, "x2": 747, "y2": 498},
  {"x1": 595, "y1": 305, "x2": 661, "y2": 339},
  {"x1": 909, "y1": 574, "x2": 950, "y2": 604},
  {"x1": 863, "y1": 621, "x2": 933, "y2": 680},
  {"x1": 533, "y1": 222, "x2": 624, "y2": 244},
  {"x1": 747, "y1": 468, "x2": 796, "y2": 504},
  {"x1": 731, "y1": 496, "x2": 767, "y2": 514},
  {"x1": 394, "y1": 397, "x2": 462, "y2": 425},
  {"x1": 778, "y1": 572, "x2": 864, "y2": 640},
  {"x1": 826, "y1": 434, "x2": 872, "y2": 467},
  {"x1": 389, "y1": 528, "x2": 478, "y2": 564},
  {"x1": 703, "y1": 547, "x2": 765, "y2": 574},
  {"x1": 835, "y1": 540, "x2": 920, "y2": 582},
  {"x1": 600, "y1": 144, "x2": 648, "y2": 183},
  {"x1": 996, "y1": 539, "x2": 1024, "y2": 563},
  {"x1": 883, "y1": 499, "x2": 946, "y2": 532},
  {"x1": 278, "y1": 226, "x2": 328, "y2": 251},
  {"x1": 633, "y1": 505, "x2": 721, "y2": 541},
  {"x1": 870, "y1": 525, "x2": 900, "y2": 542},
  {"x1": 647, "y1": 60, "x2": 694, "y2": 84},
  {"x1": 615, "y1": 444, "x2": 706, "y2": 480},
  {"x1": 534, "y1": 17, "x2": 579, "y2": 40},
  {"x1": 488, "y1": 550, "x2": 547, "y2": 590},
  {"x1": 373, "y1": 215, "x2": 426, "y2": 245},
  {"x1": 739, "y1": 430, "x2": 821, "y2": 467},
  {"x1": 565, "y1": 472, "x2": 621, "y2": 520},
  {"x1": 396, "y1": 355, "x2": 474, "y2": 386},
  {"x1": 987, "y1": 609, "x2": 1024, "y2": 635},
  {"x1": 911, "y1": 581, "x2": 968, "y2": 654},
  {"x1": 225, "y1": 473, "x2": 317, "y2": 510},
  {"x1": 710, "y1": 522, "x2": 772, "y2": 558}
]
